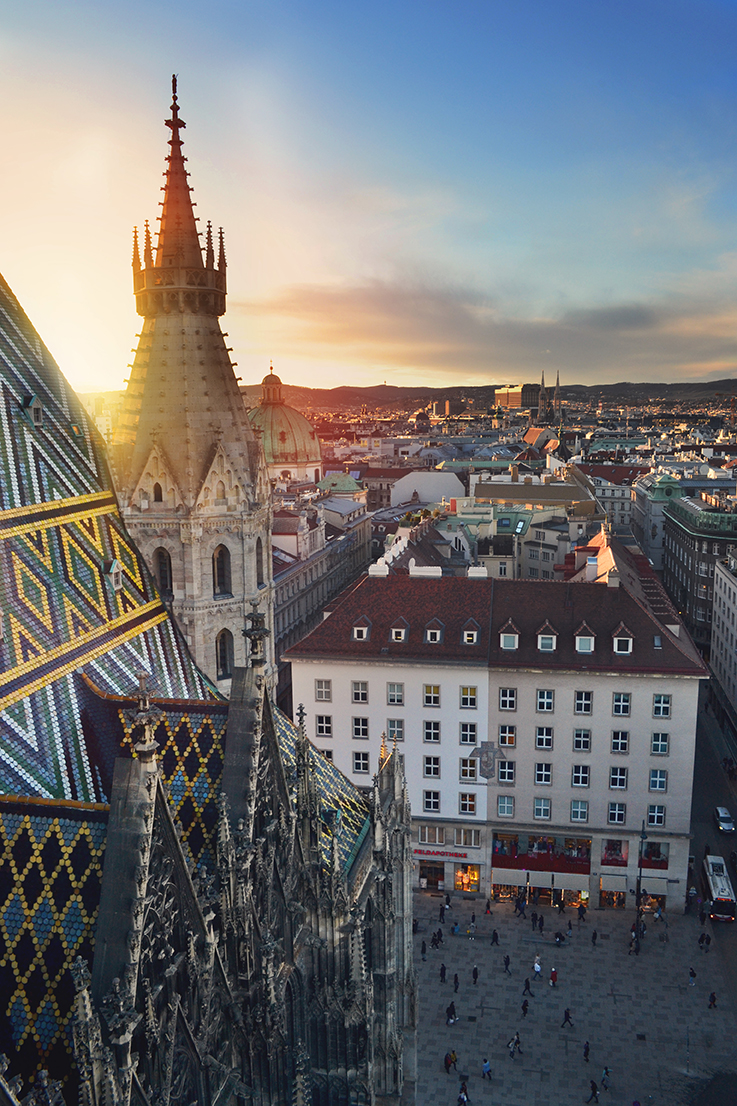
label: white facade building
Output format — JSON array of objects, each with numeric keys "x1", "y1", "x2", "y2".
[{"x1": 287, "y1": 548, "x2": 705, "y2": 909}]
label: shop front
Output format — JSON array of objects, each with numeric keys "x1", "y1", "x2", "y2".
[
  {"x1": 418, "y1": 862, "x2": 445, "y2": 890},
  {"x1": 491, "y1": 832, "x2": 591, "y2": 904},
  {"x1": 454, "y1": 864, "x2": 481, "y2": 893},
  {"x1": 414, "y1": 846, "x2": 476, "y2": 892}
]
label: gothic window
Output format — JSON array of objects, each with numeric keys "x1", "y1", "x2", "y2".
[
  {"x1": 216, "y1": 629, "x2": 234, "y2": 679},
  {"x1": 154, "y1": 547, "x2": 172, "y2": 595},
  {"x1": 213, "y1": 545, "x2": 232, "y2": 596},
  {"x1": 153, "y1": 482, "x2": 163, "y2": 502},
  {"x1": 256, "y1": 537, "x2": 264, "y2": 586},
  {"x1": 216, "y1": 480, "x2": 226, "y2": 501}
]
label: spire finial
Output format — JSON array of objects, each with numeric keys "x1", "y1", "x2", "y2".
[
  {"x1": 132, "y1": 226, "x2": 141, "y2": 271},
  {"x1": 205, "y1": 220, "x2": 214, "y2": 268},
  {"x1": 218, "y1": 227, "x2": 227, "y2": 271},
  {"x1": 143, "y1": 220, "x2": 153, "y2": 267}
]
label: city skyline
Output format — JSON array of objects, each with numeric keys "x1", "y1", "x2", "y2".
[{"x1": 3, "y1": 0, "x2": 737, "y2": 394}]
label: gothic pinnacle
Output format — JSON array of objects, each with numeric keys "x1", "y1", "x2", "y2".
[{"x1": 132, "y1": 227, "x2": 141, "y2": 271}]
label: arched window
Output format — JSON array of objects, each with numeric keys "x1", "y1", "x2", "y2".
[
  {"x1": 256, "y1": 537, "x2": 264, "y2": 587},
  {"x1": 153, "y1": 482, "x2": 163, "y2": 502},
  {"x1": 154, "y1": 547, "x2": 172, "y2": 596},
  {"x1": 216, "y1": 629, "x2": 234, "y2": 680},
  {"x1": 314, "y1": 468, "x2": 320, "y2": 484},
  {"x1": 216, "y1": 480, "x2": 226, "y2": 501},
  {"x1": 213, "y1": 545, "x2": 232, "y2": 596}
]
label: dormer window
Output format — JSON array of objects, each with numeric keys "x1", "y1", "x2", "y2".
[
  {"x1": 392, "y1": 627, "x2": 406, "y2": 642},
  {"x1": 104, "y1": 559, "x2": 123, "y2": 591},
  {"x1": 21, "y1": 395, "x2": 43, "y2": 428},
  {"x1": 500, "y1": 633, "x2": 518, "y2": 651},
  {"x1": 464, "y1": 629, "x2": 478, "y2": 644},
  {"x1": 612, "y1": 622, "x2": 633, "y2": 654},
  {"x1": 424, "y1": 618, "x2": 444, "y2": 644},
  {"x1": 353, "y1": 625, "x2": 368, "y2": 641},
  {"x1": 576, "y1": 636, "x2": 595, "y2": 654},
  {"x1": 538, "y1": 634, "x2": 556, "y2": 652}
]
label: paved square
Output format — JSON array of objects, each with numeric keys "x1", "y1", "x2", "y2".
[{"x1": 413, "y1": 891, "x2": 737, "y2": 1105}]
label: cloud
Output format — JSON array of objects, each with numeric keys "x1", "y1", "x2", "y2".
[{"x1": 234, "y1": 277, "x2": 737, "y2": 385}]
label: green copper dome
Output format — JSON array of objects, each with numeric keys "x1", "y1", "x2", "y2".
[{"x1": 247, "y1": 371, "x2": 322, "y2": 468}]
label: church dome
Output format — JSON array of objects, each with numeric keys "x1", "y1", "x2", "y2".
[{"x1": 247, "y1": 369, "x2": 322, "y2": 476}]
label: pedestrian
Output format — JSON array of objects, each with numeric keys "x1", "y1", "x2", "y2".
[
  {"x1": 709, "y1": 992, "x2": 717, "y2": 1008},
  {"x1": 699, "y1": 907, "x2": 707, "y2": 926},
  {"x1": 583, "y1": 1041, "x2": 590, "y2": 1063},
  {"x1": 538, "y1": 914, "x2": 545, "y2": 935},
  {"x1": 444, "y1": 1052, "x2": 452, "y2": 1074},
  {"x1": 549, "y1": 967, "x2": 557, "y2": 988},
  {"x1": 504, "y1": 955, "x2": 511, "y2": 975},
  {"x1": 446, "y1": 893, "x2": 451, "y2": 908},
  {"x1": 468, "y1": 922, "x2": 476, "y2": 940},
  {"x1": 440, "y1": 963, "x2": 446, "y2": 984},
  {"x1": 472, "y1": 965, "x2": 478, "y2": 986},
  {"x1": 491, "y1": 929, "x2": 499, "y2": 946},
  {"x1": 482, "y1": 1058, "x2": 492, "y2": 1081},
  {"x1": 591, "y1": 929, "x2": 598, "y2": 949},
  {"x1": 601, "y1": 1067, "x2": 611, "y2": 1091},
  {"x1": 471, "y1": 912, "x2": 476, "y2": 925},
  {"x1": 421, "y1": 940, "x2": 427, "y2": 961},
  {"x1": 454, "y1": 973, "x2": 459, "y2": 993},
  {"x1": 522, "y1": 977, "x2": 533, "y2": 996},
  {"x1": 438, "y1": 926, "x2": 443, "y2": 944},
  {"x1": 446, "y1": 1003, "x2": 455, "y2": 1025},
  {"x1": 531, "y1": 910, "x2": 538, "y2": 931},
  {"x1": 567, "y1": 920, "x2": 573, "y2": 940},
  {"x1": 439, "y1": 904, "x2": 445, "y2": 923},
  {"x1": 457, "y1": 1081, "x2": 468, "y2": 1105},
  {"x1": 558, "y1": 897, "x2": 566, "y2": 915},
  {"x1": 521, "y1": 998, "x2": 529, "y2": 1017},
  {"x1": 513, "y1": 896, "x2": 521, "y2": 916},
  {"x1": 508, "y1": 1032, "x2": 522, "y2": 1058},
  {"x1": 533, "y1": 954, "x2": 541, "y2": 978},
  {"x1": 586, "y1": 1079, "x2": 600, "y2": 1103},
  {"x1": 689, "y1": 967, "x2": 696, "y2": 987},
  {"x1": 705, "y1": 934, "x2": 712, "y2": 954},
  {"x1": 698, "y1": 932, "x2": 706, "y2": 951},
  {"x1": 485, "y1": 899, "x2": 492, "y2": 914},
  {"x1": 561, "y1": 1008, "x2": 574, "y2": 1028},
  {"x1": 431, "y1": 934, "x2": 438, "y2": 950},
  {"x1": 450, "y1": 1050, "x2": 457, "y2": 1070},
  {"x1": 578, "y1": 903, "x2": 587, "y2": 923},
  {"x1": 519, "y1": 898, "x2": 527, "y2": 919}
]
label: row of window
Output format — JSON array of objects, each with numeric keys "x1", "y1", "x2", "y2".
[
  {"x1": 499, "y1": 629, "x2": 633, "y2": 655},
  {"x1": 321, "y1": 714, "x2": 670, "y2": 757},
  {"x1": 420, "y1": 790, "x2": 667, "y2": 826},
  {"x1": 314, "y1": 680, "x2": 671, "y2": 718},
  {"x1": 154, "y1": 542, "x2": 266, "y2": 600},
  {"x1": 352, "y1": 623, "x2": 479, "y2": 644},
  {"x1": 418, "y1": 825, "x2": 482, "y2": 848},
  {"x1": 495, "y1": 762, "x2": 668, "y2": 791}
]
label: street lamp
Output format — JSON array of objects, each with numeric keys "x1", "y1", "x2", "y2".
[{"x1": 634, "y1": 819, "x2": 648, "y2": 952}]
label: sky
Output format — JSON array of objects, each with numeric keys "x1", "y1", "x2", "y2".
[{"x1": 2, "y1": 0, "x2": 737, "y2": 393}]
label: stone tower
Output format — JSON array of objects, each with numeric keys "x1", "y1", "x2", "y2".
[{"x1": 112, "y1": 77, "x2": 273, "y2": 691}]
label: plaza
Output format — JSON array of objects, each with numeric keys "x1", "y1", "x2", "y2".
[{"x1": 413, "y1": 889, "x2": 737, "y2": 1106}]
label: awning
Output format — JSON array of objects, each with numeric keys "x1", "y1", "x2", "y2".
[
  {"x1": 600, "y1": 873, "x2": 628, "y2": 892},
  {"x1": 492, "y1": 868, "x2": 527, "y2": 887},
  {"x1": 529, "y1": 870, "x2": 554, "y2": 888},
  {"x1": 640, "y1": 876, "x2": 670, "y2": 896},
  {"x1": 553, "y1": 873, "x2": 590, "y2": 892}
]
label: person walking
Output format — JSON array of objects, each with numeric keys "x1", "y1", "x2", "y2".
[
  {"x1": 450, "y1": 1050, "x2": 458, "y2": 1071},
  {"x1": 485, "y1": 899, "x2": 492, "y2": 914},
  {"x1": 567, "y1": 920, "x2": 573, "y2": 940},
  {"x1": 601, "y1": 1067, "x2": 611, "y2": 1091},
  {"x1": 491, "y1": 929, "x2": 499, "y2": 946},
  {"x1": 482, "y1": 1058, "x2": 492, "y2": 1081},
  {"x1": 591, "y1": 930, "x2": 598, "y2": 949},
  {"x1": 471, "y1": 912, "x2": 476, "y2": 925},
  {"x1": 446, "y1": 1002, "x2": 456, "y2": 1025},
  {"x1": 531, "y1": 911, "x2": 538, "y2": 932},
  {"x1": 705, "y1": 934, "x2": 712, "y2": 954},
  {"x1": 558, "y1": 897, "x2": 566, "y2": 915},
  {"x1": 508, "y1": 1032, "x2": 522, "y2": 1058},
  {"x1": 421, "y1": 940, "x2": 427, "y2": 962},
  {"x1": 586, "y1": 1079, "x2": 599, "y2": 1103},
  {"x1": 438, "y1": 926, "x2": 444, "y2": 944},
  {"x1": 578, "y1": 903, "x2": 587, "y2": 924},
  {"x1": 472, "y1": 965, "x2": 479, "y2": 986},
  {"x1": 583, "y1": 1041, "x2": 590, "y2": 1063},
  {"x1": 689, "y1": 967, "x2": 696, "y2": 987},
  {"x1": 522, "y1": 977, "x2": 533, "y2": 996},
  {"x1": 439, "y1": 904, "x2": 445, "y2": 923},
  {"x1": 444, "y1": 1052, "x2": 452, "y2": 1074},
  {"x1": 518, "y1": 898, "x2": 527, "y2": 920},
  {"x1": 561, "y1": 1008, "x2": 574, "y2": 1028},
  {"x1": 538, "y1": 914, "x2": 545, "y2": 935},
  {"x1": 549, "y1": 967, "x2": 557, "y2": 988},
  {"x1": 521, "y1": 998, "x2": 529, "y2": 1017},
  {"x1": 709, "y1": 992, "x2": 717, "y2": 1008},
  {"x1": 504, "y1": 955, "x2": 511, "y2": 975},
  {"x1": 533, "y1": 954, "x2": 542, "y2": 979},
  {"x1": 454, "y1": 973, "x2": 459, "y2": 993},
  {"x1": 698, "y1": 932, "x2": 706, "y2": 951}
]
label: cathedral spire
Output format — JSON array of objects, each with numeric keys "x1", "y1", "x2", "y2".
[{"x1": 155, "y1": 75, "x2": 203, "y2": 270}]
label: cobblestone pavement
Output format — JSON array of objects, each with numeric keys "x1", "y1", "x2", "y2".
[{"x1": 413, "y1": 891, "x2": 737, "y2": 1106}]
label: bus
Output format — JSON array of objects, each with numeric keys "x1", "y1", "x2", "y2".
[{"x1": 702, "y1": 855, "x2": 737, "y2": 921}]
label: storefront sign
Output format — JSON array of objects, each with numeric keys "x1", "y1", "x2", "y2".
[{"x1": 414, "y1": 848, "x2": 469, "y2": 859}]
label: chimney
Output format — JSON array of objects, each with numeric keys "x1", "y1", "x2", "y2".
[
  {"x1": 586, "y1": 556, "x2": 598, "y2": 582},
  {"x1": 606, "y1": 568, "x2": 620, "y2": 588},
  {"x1": 511, "y1": 465, "x2": 519, "y2": 483}
]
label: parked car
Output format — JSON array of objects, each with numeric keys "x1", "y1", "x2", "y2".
[{"x1": 714, "y1": 806, "x2": 735, "y2": 833}]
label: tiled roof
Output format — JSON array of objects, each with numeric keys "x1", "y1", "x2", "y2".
[
  {"x1": 286, "y1": 576, "x2": 493, "y2": 662},
  {"x1": 287, "y1": 574, "x2": 705, "y2": 677}
]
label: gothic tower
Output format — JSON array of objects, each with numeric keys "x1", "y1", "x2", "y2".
[{"x1": 112, "y1": 78, "x2": 273, "y2": 691}]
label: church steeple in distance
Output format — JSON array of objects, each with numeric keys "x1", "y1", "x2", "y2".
[{"x1": 112, "y1": 78, "x2": 273, "y2": 688}]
